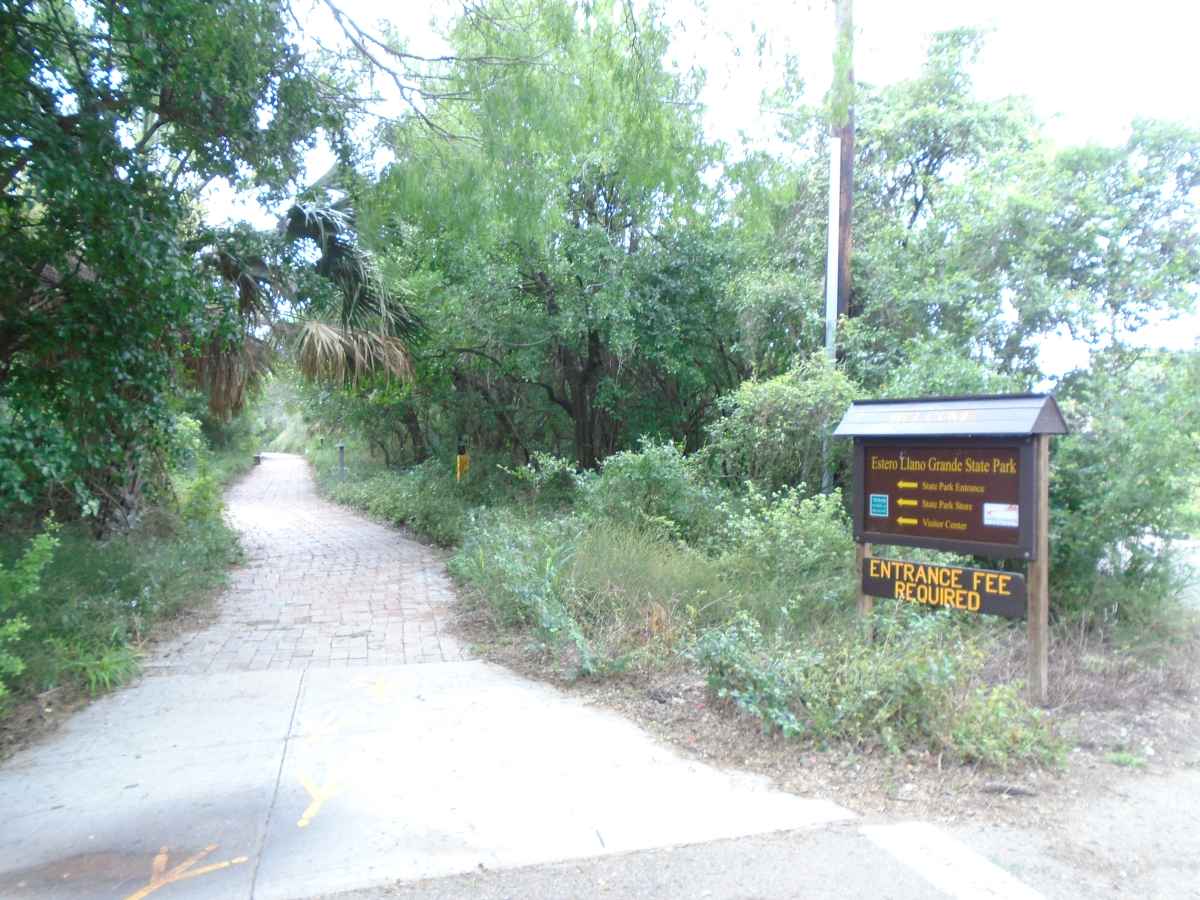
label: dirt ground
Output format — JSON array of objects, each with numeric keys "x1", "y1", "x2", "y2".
[{"x1": 449, "y1": 597, "x2": 1200, "y2": 833}]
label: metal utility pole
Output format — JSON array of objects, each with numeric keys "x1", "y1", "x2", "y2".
[
  {"x1": 823, "y1": 0, "x2": 855, "y2": 493},
  {"x1": 824, "y1": 0, "x2": 855, "y2": 360},
  {"x1": 824, "y1": 143, "x2": 841, "y2": 362}
]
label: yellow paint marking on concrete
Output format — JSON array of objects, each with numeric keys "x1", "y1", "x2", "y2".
[
  {"x1": 123, "y1": 844, "x2": 248, "y2": 900},
  {"x1": 298, "y1": 773, "x2": 340, "y2": 828},
  {"x1": 150, "y1": 846, "x2": 168, "y2": 882},
  {"x1": 360, "y1": 675, "x2": 403, "y2": 703}
]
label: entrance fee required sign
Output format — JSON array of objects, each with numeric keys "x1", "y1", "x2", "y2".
[
  {"x1": 862, "y1": 557, "x2": 1027, "y2": 620},
  {"x1": 852, "y1": 438, "x2": 1037, "y2": 559}
]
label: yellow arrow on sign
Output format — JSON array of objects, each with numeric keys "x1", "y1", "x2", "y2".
[
  {"x1": 897, "y1": 516, "x2": 919, "y2": 526},
  {"x1": 897, "y1": 480, "x2": 918, "y2": 489},
  {"x1": 896, "y1": 498, "x2": 918, "y2": 507}
]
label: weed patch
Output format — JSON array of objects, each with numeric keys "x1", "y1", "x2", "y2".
[
  {"x1": 310, "y1": 446, "x2": 504, "y2": 546},
  {"x1": 0, "y1": 449, "x2": 248, "y2": 709},
  {"x1": 1105, "y1": 750, "x2": 1147, "y2": 769},
  {"x1": 691, "y1": 610, "x2": 1063, "y2": 768},
  {"x1": 317, "y1": 438, "x2": 1187, "y2": 774}
]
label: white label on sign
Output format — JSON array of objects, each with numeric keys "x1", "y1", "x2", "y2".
[{"x1": 983, "y1": 503, "x2": 1019, "y2": 528}]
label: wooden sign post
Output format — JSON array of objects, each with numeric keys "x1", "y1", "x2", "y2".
[
  {"x1": 834, "y1": 395, "x2": 1067, "y2": 706},
  {"x1": 1027, "y1": 434, "x2": 1050, "y2": 705},
  {"x1": 855, "y1": 541, "x2": 873, "y2": 640}
]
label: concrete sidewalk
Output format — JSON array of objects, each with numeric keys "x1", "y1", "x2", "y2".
[
  {"x1": 0, "y1": 455, "x2": 852, "y2": 900},
  {"x1": 0, "y1": 660, "x2": 854, "y2": 899}
]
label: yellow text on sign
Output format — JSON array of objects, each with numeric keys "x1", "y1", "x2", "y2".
[{"x1": 867, "y1": 558, "x2": 1015, "y2": 613}]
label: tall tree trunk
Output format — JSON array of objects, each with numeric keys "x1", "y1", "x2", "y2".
[
  {"x1": 401, "y1": 407, "x2": 427, "y2": 461},
  {"x1": 563, "y1": 327, "x2": 606, "y2": 469},
  {"x1": 570, "y1": 376, "x2": 597, "y2": 470}
]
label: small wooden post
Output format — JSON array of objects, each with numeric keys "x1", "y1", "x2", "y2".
[
  {"x1": 856, "y1": 541, "x2": 873, "y2": 639},
  {"x1": 1027, "y1": 435, "x2": 1050, "y2": 706}
]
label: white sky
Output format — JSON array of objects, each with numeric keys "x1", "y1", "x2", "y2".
[
  {"x1": 205, "y1": 0, "x2": 1200, "y2": 368},
  {"x1": 683, "y1": 0, "x2": 1200, "y2": 150}
]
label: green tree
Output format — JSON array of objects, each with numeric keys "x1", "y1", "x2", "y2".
[
  {"x1": 704, "y1": 353, "x2": 858, "y2": 494},
  {"x1": 360, "y1": 0, "x2": 740, "y2": 468},
  {"x1": 740, "y1": 29, "x2": 1199, "y2": 390},
  {"x1": 1050, "y1": 349, "x2": 1200, "y2": 621},
  {"x1": 0, "y1": 0, "x2": 357, "y2": 525}
]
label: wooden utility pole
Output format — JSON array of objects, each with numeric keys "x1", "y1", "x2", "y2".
[{"x1": 824, "y1": 0, "x2": 855, "y2": 361}]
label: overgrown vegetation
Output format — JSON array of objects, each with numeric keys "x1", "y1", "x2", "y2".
[
  {"x1": 2, "y1": 0, "x2": 1197, "y2": 770},
  {"x1": 0, "y1": 416, "x2": 257, "y2": 708},
  {"x1": 297, "y1": 325, "x2": 1197, "y2": 769},
  {"x1": 693, "y1": 611, "x2": 1063, "y2": 768}
]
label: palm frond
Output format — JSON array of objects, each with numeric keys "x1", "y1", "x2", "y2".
[
  {"x1": 281, "y1": 202, "x2": 423, "y2": 341},
  {"x1": 281, "y1": 201, "x2": 355, "y2": 249},
  {"x1": 295, "y1": 320, "x2": 412, "y2": 385},
  {"x1": 206, "y1": 249, "x2": 273, "y2": 323},
  {"x1": 186, "y1": 332, "x2": 274, "y2": 419}
]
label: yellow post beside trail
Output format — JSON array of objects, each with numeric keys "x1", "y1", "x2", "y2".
[{"x1": 455, "y1": 439, "x2": 470, "y2": 482}]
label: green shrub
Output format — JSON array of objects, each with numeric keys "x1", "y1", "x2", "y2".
[
  {"x1": 0, "y1": 523, "x2": 59, "y2": 704},
  {"x1": 951, "y1": 683, "x2": 1063, "y2": 768},
  {"x1": 325, "y1": 460, "x2": 471, "y2": 546},
  {"x1": 168, "y1": 413, "x2": 206, "y2": 470},
  {"x1": 717, "y1": 485, "x2": 856, "y2": 630},
  {"x1": 0, "y1": 511, "x2": 240, "y2": 698},
  {"x1": 690, "y1": 613, "x2": 805, "y2": 736},
  {"x1": 0, "y1": 419, "x2": 249, "y2": 709},
  {"x1": 692, "y1": 608, "x2": 1061, "y2": 765},
  {"x1": 451, "y1": 510, "x2": 596, "y2": 669},
  {"x1": 704, "y1": 353, "x2": 857, "y2": 494},
  {"x1": 179, "y1": 466, "x2": 224, "y2": 523},
  {"x1": 502, "y1": 452, "x2": 581, "y2": 509},
  {"x1": 452, "y1": 510, "x2": 734, "y2": 675},
  {"x1": 311, "y1": 443, "x2": 519, "y2": 546},
  {"x1": 2, "y1": 488, "x2": 242, "y2": 701},
  {"x1": 1051, "y1": 352, "x2": 1200, "y2": 625},
  {"x1": 581, "y1": 439, "x2": 721, "y2": 543}
]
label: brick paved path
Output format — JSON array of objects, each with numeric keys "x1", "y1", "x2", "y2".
[{"x1": 146, "y1": 453, "x2": 468, "y2": 675}]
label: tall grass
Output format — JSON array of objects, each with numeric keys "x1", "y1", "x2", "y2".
[
  {"x1": 450, "y1": 480, "x2": 857, "y2": 676},
  {"x1": 451, "y1": 511, "x2": 734, "y2": 673},
  {"x1": 309, "y1": 442, "x2": 517, "y2": 546},
  {"x1": 315, "y1": 440, "x2": 1193, "y2": 768},
  {"x1": 0, "y1": 447, "x2": 249, "y2": 705}
]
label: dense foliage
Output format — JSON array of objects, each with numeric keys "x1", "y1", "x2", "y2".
[
  {"x1": 270, "y1": 5, "x2": 1199, "y2": 689},
  {"x1": 0, "y1": 0, "x2": 364, "y2": 526},
  {"x1": 2, "y1": 0, "x2": 1197, "y2": 757}
]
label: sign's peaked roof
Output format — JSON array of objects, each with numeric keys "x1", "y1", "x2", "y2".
[{"x1": 833, "y1": 393, "x2": 1068, "y2": 438}]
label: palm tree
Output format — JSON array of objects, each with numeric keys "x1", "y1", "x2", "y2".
[{"x1": 191, "y1": 177, "x2": 422, "y2": 419}]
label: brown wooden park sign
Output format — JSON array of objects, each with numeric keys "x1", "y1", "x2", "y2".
[{"x1": 834, "y1": 394, "x2": 1068, "y2": 704}]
